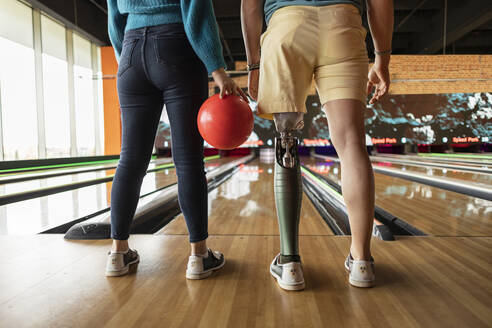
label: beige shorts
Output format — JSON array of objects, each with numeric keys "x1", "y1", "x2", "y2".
[{"x1": 257, "y1": 4, "x2": 369, "y2": 120}]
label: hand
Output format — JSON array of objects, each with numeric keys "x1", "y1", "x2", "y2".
[
  {"x1": 212, "y1": 68, "x2": 248, "y2": 102},
  {"x1": 367, "y1": 56, "x2": 390, "y2": 104},
  {"x1": 248, "y1": 69, "x2": 259, "y2": 101}
]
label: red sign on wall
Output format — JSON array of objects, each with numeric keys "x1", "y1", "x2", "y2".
[
  {"x1": 303, "y1": 139, "x2": 331, "y2": 146},
  {"x1": 371, "y1": 137, "x2": 397, "y2": 144},
  {"x1": 452, "y1": 137, "x2": 480, "y2": 143}
]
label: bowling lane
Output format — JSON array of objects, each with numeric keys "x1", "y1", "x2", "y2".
[
  {"x1": 302, "y1": 156, "x2": 492, "y2": 236},
  {"x1": 378, "y1": 154, "x2": 492, "y2": 168},
  {"x1": 0, "y1": 157, "x2": 230, "y2": 235},
  {"x1": 159, "y1": 158, "x2": 332, "y2": 236},
  {"x1": 0, "y1": 158, "x2": 120, "y2": 177},
  {"x1": 370, "y1": 160, "x2": 492, "y2": 187},
  {"x1": 418, "y1": 153, "x2": 492, "y2": 162},
  {"x1": 0, "y1": 158, "x2": 175, "y2": 196}
]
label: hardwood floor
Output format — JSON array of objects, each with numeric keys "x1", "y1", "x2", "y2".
[
  {"x1": 159, "y1": 160, "x2": 331, "y2": 236},
  {"x1": 0, "y1": 235, "x2": 491, "y2": 327},
  {"x1": 2, "y1": 156, "x2": 491, "y2": 327},
  {"x1": 302, "y1": 157, "x2": 492, "y2": 236}
]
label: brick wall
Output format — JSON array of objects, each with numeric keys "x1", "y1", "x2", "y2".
[
  {"x1": 208, "y1": 55, "x2": 492, "y2": 96},
  {"x1": 387, "y1": 55, "x2": 492, "y2": 94}
]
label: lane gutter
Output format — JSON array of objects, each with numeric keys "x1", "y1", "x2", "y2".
[
  {"x1": 302, "y1": 167, "x2": 350, "y2": 235},
  {"x1": 378, "y1": 154, "x2": 492, "y2": 167},
  {"x1": 0, "y1": 155, "x2": 220, "y2": 206},
  {"x1": 302, "y1": 164, "x2": 426, "y2": 240},
  {"x1": 59, "y1": 155, "x2": 255, "y2": 239},
  {"x1": 370, "y1": 155, "x2": 492, "y2": 175},
  {"x1": 313, "y1": 154, "x2": 492, "y2": 202},
  {"x1": 0, "y1": 158, "x2": 173, "y2": 185}
]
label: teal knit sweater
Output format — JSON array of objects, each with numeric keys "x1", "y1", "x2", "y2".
[{"x1": 107, "y1": 0, "x2": 226, "y2": 73}]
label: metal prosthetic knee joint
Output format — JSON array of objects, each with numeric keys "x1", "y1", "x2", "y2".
[{"x1": 274, "y1": 113, "x2": 304, "y2": 168}]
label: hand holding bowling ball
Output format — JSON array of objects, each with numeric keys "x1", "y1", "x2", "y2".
[
  {"x1": 211, "y1": 68, "x2": 248, "y2": 100},
  {"x1": 197, "y1": 94, "x2": 254, "y2": 150}
]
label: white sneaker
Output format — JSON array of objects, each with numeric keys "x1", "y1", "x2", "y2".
[
  {"x1": 186, "y1": 249, "x2": 225, "y2": 280},
  {"x1": 270, "y1": 254, "x2": 305, "y2": 291},
  {"x1": 105, "y1": 249, "x2": 140, "y2": 277},
  {"x1": 345, "y1": 254, "x2": 375, "y2": 287}
]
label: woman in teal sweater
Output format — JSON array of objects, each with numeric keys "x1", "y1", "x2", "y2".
[{"x1": 105, "y1": 0, "x2": 244, "y2": 278}]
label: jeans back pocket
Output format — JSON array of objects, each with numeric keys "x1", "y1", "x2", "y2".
[
  {"x1": 153, "y1": 36, "x2": 197, "y2": 66},
  {"x1": 118, "y1": 39, "x2": 138, "y2": 77}
]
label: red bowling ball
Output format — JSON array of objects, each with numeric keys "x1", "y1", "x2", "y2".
[{"x1": 197, "y1": 94, "x2": 254, "y2": 150}]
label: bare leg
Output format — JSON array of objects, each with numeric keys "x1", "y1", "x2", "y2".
[
  {"x1": 323, "y1": 99, "x2": 374, "y2": 261},
  {"x1": 191, "y1": 240, "x2": 208, "y2": 255},
  {"x1": 111, "y1": 239, "x2": 129, "y2": 252}
]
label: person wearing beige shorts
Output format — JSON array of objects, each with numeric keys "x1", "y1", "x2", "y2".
[
  {"x1": 241, "y1": 0, "x2": 393, "y2": 290},
  {"x1": 258, "y1": 4, "x2": 369, "y2": 120}
]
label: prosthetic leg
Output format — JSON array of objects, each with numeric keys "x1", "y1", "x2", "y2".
[{"x1": 269, "y1": 112, "x2": 305, "y2": 290}]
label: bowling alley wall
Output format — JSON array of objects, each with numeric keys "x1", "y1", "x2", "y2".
[{"x1": 151, "y1": 55, "x2": 492, "y2": 150}]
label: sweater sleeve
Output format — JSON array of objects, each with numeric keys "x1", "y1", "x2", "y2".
[
  {"x1": 107, "y1": 0, "x2": 127, "y2": 62},
  {"x1": 180, "y1": 0, "x2": 227, "y2": 74}
]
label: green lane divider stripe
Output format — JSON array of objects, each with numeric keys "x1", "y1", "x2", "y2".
[
  {"x1": 0, "y1": 155, "x2": 159, "y2": 175},
  {"x1": 418, "y1": 153, "x2": 492, "y2": 160},
  {"x1": 301, "y1": 167, "x2": 343, "y2": 199},
  {"x1": 0, "y1": 155, "x2": 220, "y2": 206},
  {"x1": 148, "y1": 163, "x2": 175, "y2": 172},
  {"x1": 0, "y1": 154, "x2": 218, "y2": 177},
  {"x1": 0, "y1": 159, "x2": 118, "y2": 175},
  {"x1": 204, "y1": 155, "x2": 220, "y2": 161}
]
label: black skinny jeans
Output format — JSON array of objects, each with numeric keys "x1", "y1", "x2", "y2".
[{"x1": 111, "y1": 24, "x2": 209, "y2": 242}]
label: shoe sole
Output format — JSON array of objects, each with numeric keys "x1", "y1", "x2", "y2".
[
  {"x1": 270, "y1": 267, "x2": 305, "y2": 291},
  {"x1": 349, "y1": 278, "x2": 375, "y2": 288},
  {"x1": 105, "y1": 258, "x2": 140, "y2": 277},
  {"x1": 345, "y1": 264, "x2": 374, "y2": 288},
  {"x1": 186, "y1": 258, "x2": 226, "y2": 280}
]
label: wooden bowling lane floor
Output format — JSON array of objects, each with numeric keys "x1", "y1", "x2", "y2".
[
  {"x1": 0, "y1": 156, "x2": 235, "y2": 235},
  {"x1": 378, "y1": 154, "x2": 492, "y2": 167},
  {"x1": 302, "y1": 157, "x2": 492, "y2": 236},
  {"x1": 372, "y1": 174, "x2": 492, "y2": 236},
  {"x1": 1, "y1": 234, "x2": 491, "y2": 327},
  {"x1": 371, "y1": 160, "x2": 492, "y2": 186},
  {"x1": 159, "y1": 158, "x2": 332, "y2": 236}
]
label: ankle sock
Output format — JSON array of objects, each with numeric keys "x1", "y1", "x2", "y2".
[{"x1": 193, "y1": 250, "x2": 209, "y2": 258}]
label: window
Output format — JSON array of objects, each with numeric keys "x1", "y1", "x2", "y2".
[
  {"x1": 73, "y1": 33, "x2": 96, "y2": 156},
  {"x1": 0, "y1": 0, "x2": 38, "y2": 160},
  {"x1": 0, "y1": 0, "x2": 105, "y2": 160},
  {"x1": 96, "y1": 47, "x2": 105, "y2": 155},
  {"x1": 41, "y1": 15, "x2": 70, "y2": 158}
]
